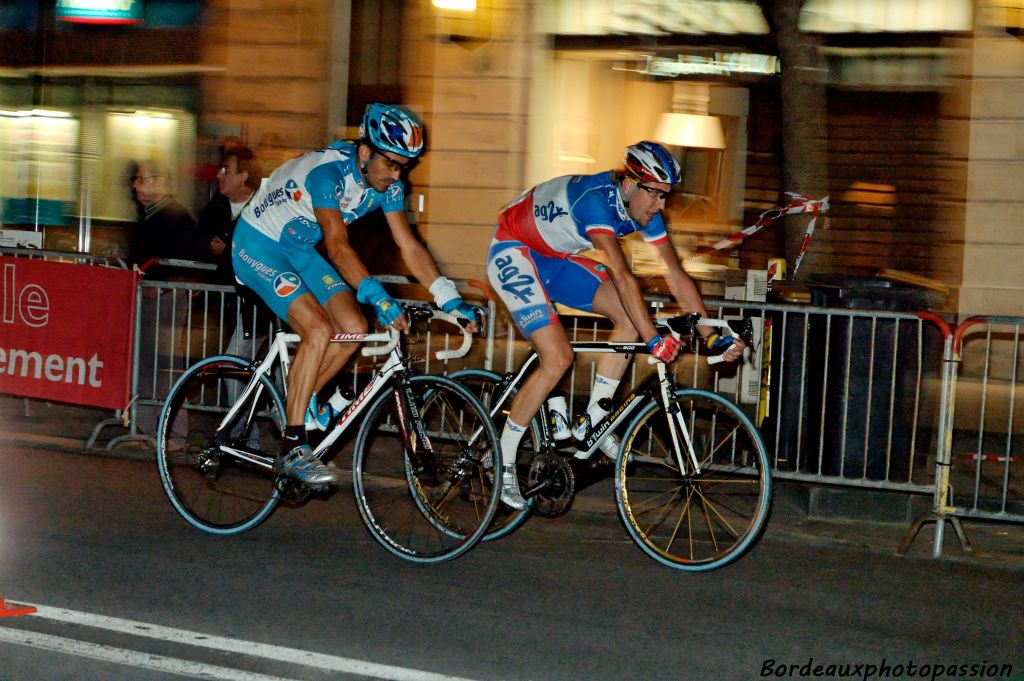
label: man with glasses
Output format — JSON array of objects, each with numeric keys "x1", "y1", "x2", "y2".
[
  {"x1": 486, "y1": 140, "x2": 745, "y2": 509},
  {"x1": 199, "y1": 146, "x2": 262, "y2": 269},
  {"x1": 232, "y1": 103, "x2": 481, "y2": 486},
  {"x1": 128, "y1": 159, "x2": 198, "y2": 275},
  {"x1": 197, "y1": 145, "x2": 271, "y2": 357}
]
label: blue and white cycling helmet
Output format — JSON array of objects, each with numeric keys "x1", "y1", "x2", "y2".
[
  {"x1": 623, "y1": 141, "x2": 681, "y2": 185},
  {"x1": 360, "y1": 103, "x2": 425, "y2": 158}
]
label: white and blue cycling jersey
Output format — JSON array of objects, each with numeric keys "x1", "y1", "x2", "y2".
[
  {"x1": 487, "y1": 172, "x2": 669, "y2": 336},
  {"x1": 240, "y1": 141, "x2": 404, "y2": 249},
  {"x1": 232, "y1": 141, "x2": 405, "y2": 319}
]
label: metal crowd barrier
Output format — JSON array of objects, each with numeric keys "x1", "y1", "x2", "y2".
[
  {"x1": 0, "y1": 247, "x2": 128, "y2": 428},
  {"x1": 498, "y1": 297, "x2": 1020, "y2": 558},
  {"x1": 902, "y1": 315, "x2": 1024, "y2": 557},
  {"x1": 0, "y1": 246, "x2": 127, "y2": 269}
]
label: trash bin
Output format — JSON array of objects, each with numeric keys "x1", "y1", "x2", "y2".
[{"x1": 764, "y1": 275, "x2": 943, "y2": 481}]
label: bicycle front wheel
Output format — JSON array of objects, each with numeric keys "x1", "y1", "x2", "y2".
[
  {"x1": 353, "y1": 374, "x2": 501, "y2": 564},
  {"x1": 157, "y1": 355, "x2": 283, "y2": 535},
  {"x1": 616, "y1": 388, "x2": 771, "y2": 571}
]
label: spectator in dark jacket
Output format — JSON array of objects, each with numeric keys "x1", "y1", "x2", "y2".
[
  {"x1": 128, "y1": 159, "x2": 198, "y2": 278},
  {"x1": 197, "y1": 146, "x2": 261, "y2": 282},
  {"x1": 197, "y1": 146, "x2": 274, "y2": 359}
]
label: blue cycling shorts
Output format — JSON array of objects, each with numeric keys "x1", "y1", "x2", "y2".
[
  {"x1": 486, "y1": 233, "x2": 608, "y2": 337},
  {"x1": 231, "y1": 219, "x2": 351, "y2": 320}
]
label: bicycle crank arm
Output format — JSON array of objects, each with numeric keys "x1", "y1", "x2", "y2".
[
  {"x1": 217, "y1": 445, "x2": 274, "y2": 470},
  {"x1": 521, "y1": 479, "x2": 550, "y2": 499}
]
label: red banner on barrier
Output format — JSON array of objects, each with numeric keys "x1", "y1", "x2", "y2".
[{"x1": 0, "y1": 256, "x2": 138, "y2": 410}]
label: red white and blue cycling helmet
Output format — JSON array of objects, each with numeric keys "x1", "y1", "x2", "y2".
[
  {"x1": 623, "y1": 141, "x2": 681, "y2": 185},
  {"x1": 360, "y1": 103, "x2": 425, "y2": 158}
]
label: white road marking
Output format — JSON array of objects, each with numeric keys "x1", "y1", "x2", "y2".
[
  {"x1": 5, "y1": 602, "x2": 481, "y2": 681},
  {"x1": 0, "y1": 627, "x2": 299, "y2": 681}
]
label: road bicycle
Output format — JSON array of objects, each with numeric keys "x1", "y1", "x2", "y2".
[
  {"x1": 155, "y1": 302, "x2": 502, "y2": 564},
  {"x1": 452, "y1": 314, "x2": 771, "y2": 571}
]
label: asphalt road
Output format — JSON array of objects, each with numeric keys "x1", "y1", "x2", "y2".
[{"x1": 0, "y1": 444, "x2": 1021, "y2": 681}]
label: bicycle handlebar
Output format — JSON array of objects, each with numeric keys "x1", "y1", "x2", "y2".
[
  {"x1": 650, "y1": 314, "x2": 747, "y2": 366},
  {"x1": 430, "y1": 310, "x2": 474, "y2": 361},
  {"x1": 696, "y1": 319, "x2": 741, "y2": 366},
  {"x1": 359, "y1": 303, "x2": 476, "y2": 360},
  {"x1": 360, "y1": 328, "x2": 401, "y2": 357}
]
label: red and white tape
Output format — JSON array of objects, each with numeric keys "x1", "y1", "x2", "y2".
[{"x1": 687, "y1": 193, "x2": 829, "y2": 278}]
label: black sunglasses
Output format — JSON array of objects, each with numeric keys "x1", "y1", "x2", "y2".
[
  {"x1": 368, "y1": 143, "x2": 416, "y2": 173},
  {"x1": 637, "y1": 183, "x2": 671, "y2": 201}
]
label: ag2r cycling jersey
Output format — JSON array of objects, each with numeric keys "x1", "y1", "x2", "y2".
[{"x1": 487, "y1": 171, "x2": 669, "y2": 336}]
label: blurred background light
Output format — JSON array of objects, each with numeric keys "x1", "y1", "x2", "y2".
[
  {"x1": 654, "y1": 113, "x2": 726, "y2": 150},
  {"x1": 801, "y1": 0, "x2": 973, "y2": 33},
  {"x1": 433, "y1": 0, "x2": 477, "y2": 10}
]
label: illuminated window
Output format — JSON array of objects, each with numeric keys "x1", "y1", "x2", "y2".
[{"x1": 841, "y1": 181, "x2": 896, "y2": 211}]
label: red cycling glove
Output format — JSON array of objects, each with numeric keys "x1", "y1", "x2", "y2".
[{"x1": 646, "y1": 335, "x2": 681, "y2": 364}]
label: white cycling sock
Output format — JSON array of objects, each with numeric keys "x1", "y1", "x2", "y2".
[
  {"x1": 585, "y1": 374, "x2": 620, "y2": 423},
  {"x1": 499, "y1": 418, "x2": 527, "y2": 467}
]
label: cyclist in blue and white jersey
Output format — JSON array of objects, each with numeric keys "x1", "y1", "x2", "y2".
[
  {"x1": 232, "y1": 103, "x2": 480, "y2": 486},
  {"x1": 487, "y1": 141, "x2": 744, "y2": 508}
]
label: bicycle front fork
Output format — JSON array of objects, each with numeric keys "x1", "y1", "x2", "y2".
[{"x1": 655, "y1": 363, "x2": 703, "y2": 476}]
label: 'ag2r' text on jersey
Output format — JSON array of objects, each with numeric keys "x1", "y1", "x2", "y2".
[{"x1": 495, "y1": 171, "x2": 668, "y2": 258}]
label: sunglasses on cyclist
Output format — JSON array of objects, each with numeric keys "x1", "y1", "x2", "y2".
[
  {"x1": 369, "y1": 145, "x2": 416, "y2": 173},
  {"x1": 636, "y1": 183, "x2": 671, "y2": 201}
]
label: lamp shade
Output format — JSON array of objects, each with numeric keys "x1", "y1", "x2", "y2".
[{"x1": 653, "y1": 113, "x2": 726, "y2": 150}]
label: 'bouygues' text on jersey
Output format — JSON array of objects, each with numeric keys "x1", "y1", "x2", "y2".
[{"x1": 240, "y1": 141, "x2": 405, "y2": 251}]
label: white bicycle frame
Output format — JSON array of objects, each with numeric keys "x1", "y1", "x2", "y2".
[
  {"x1": 213, "y1": 309, "x2": 472, "y2": 467},
  {"x1": 479, "y1": 317, "x2": 743, "y2": 478}
]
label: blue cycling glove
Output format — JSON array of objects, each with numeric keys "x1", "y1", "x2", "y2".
[
  {"x1": 356, "y1": 277, "x2": 402, "y2": 327},
  {"x1": 442, "y1": 298, "x2": 483, "y2": 325},
  {"x1": 430, "y1": 276, "x2": 482, "y2": 326},
  {"x1": 705, "y1": 333, "x2": 736, "y2": 354}
]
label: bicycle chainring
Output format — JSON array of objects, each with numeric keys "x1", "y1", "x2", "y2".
[{"x1": 527, "y1": 452, "x2": 575, "y2": 516}]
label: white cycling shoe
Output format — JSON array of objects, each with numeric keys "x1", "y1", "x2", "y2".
[{"x1": 500, "y1": 465, "x2": 527, "y2": 510}]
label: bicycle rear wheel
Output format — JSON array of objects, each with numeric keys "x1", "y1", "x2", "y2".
[
  {"x1": 353, "y1": 374, "x2": 501, "y2": 564},
  {"x1": 448, "y1": 368, "x2": 539, "y2": 541},
  {"x1": 616, "y1": 388, "x2": 771, "y2": 571},
  {"x1": 157, "y1": 355, "x2": 284, "y2": 534}
]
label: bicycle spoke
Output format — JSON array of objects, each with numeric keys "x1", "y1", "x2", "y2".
[{"x1": 447, "y1": 369, "x2": 538, "y2": 541}]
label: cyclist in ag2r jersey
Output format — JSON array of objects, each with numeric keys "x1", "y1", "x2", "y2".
[
  {"x1": 232, "y1": 103, "x2": 481, "y2": 487},
  {"x1": 486, "y1": 141, "x2": 745, "y2": 509}
]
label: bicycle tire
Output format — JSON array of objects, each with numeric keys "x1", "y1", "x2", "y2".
[
  {"x1": 352, "y1": 374, "x2": 501, "y2": 564},
  {"x1": 448, "y1": 368, "x2": 539, "y2": 541},
  {"x1": 615, "y1": 388, "x2": 771, "y2": 571},
  {"x1": 157, "y1": 355, "x2": 284, "y2": 535}
]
